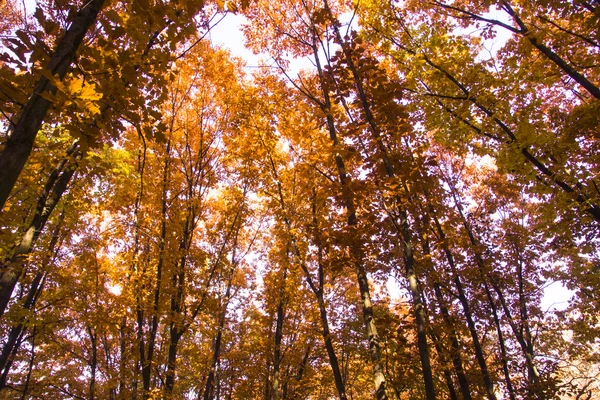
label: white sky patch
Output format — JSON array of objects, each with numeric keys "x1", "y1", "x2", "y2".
[
  {"x1": 208, "y1": 13, "x2": 263, "y2": 66},
  {"x1": 541, "y1": 281, "x2": 573, "y2": 312}
]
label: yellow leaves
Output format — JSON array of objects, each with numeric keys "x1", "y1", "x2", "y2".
[
  {"x1": 55, "y1": 77, "x2": 103, "y2": 115},
  {"x1": 216, "y1": 0, "x2": 239, "y2": 12}
]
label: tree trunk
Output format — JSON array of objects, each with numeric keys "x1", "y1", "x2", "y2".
[
  {"x1": 429, "y1": 323, "x2": 459, "y2": 400},
  {"x1": 203, "y1": 265, "x2": 236, "y2": 400},
  {"x1": 429, "y1": 206, "x2": 497, "y2": 400},
  {"x1": 88, "y1": 326, "x2": 97, "y2": 400},
  {"x1": 487, "y1": 284, "x2": 517, "y2": 400},
  {"x1": 0, "y1": 209, "x2": 60, "y2": 382},
  {"x1": 259, "y1": 143, "x2": 349, "y2": 400},
  {"x1": 271, "y1": 263, "x2": 287, "y2": 400},
  {"x1": 429, "y1": 279, "x2": 471, "y2": 400},
  {"x1": 320, "y1": 3, "x2": 436, "y2": 396},
  {"x1": 316, "y1": 290, "x2": 348, "y2": 400},
  {"x1": 0, "y1": 145, "x2": 78, "y2": 317},
  {"x1": 20, "y1": 326, "x2": 36, "y2": 400},
  {"x1": 307, "y1": 18, "x2": 388, "y2": 398}
]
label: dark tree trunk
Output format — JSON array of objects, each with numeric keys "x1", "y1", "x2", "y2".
[
  {"x1": 0, "y1": 145, "x2": 78, "y2": 317},
  {"x1": 271, "y1": 264, "x2": 287, "y2": 400},
  {"x1": 307, "y1": 17, "x2": 388, "y2": 398}
]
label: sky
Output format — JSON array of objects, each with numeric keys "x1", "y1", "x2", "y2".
[{"x1": 207, "y1": 12, "x2": 262, "y2": 66}]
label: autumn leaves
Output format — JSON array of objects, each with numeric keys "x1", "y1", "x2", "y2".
[{"x1": 0, "y1": 0, "x2": 599, "y2": 399}]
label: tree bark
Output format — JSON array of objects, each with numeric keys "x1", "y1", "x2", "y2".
[
  {"x1": 258, "y1": 139, "x2": 349, "y2": 400},
  {"x1": 271, "y1": 263, "x2": 287, "y2": 400},
  {"x1": 429, "y1": 205, "x2": 497, "y2": 400},
  {"x1": 308, "y1": 16, "x2": 388, "y2": 398},
  {"x1": 321, "y1": 3, "x2": 436, "y2": 396}
]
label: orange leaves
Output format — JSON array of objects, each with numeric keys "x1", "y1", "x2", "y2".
[{"x1": 54, "y1": 77, "x2": 103, "y2": 115}]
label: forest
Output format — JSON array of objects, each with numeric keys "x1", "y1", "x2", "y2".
[{"x1": 0, "y1": 0, "x2": 599, "y2": 398}]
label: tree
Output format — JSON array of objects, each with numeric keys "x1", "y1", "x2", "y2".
[{"x1": 1, "y1": 1, "x2": 599, "y2": 398}]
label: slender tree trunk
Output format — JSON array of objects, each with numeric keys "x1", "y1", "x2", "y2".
[
  {"x1": 306, "y1": 18, "x2": 388, "y2": 398},
  {"x1": 429, "y1": 323, "x2": 459, "y2": 400},
  {"x1": 118, "y1": 316, "x2": 128, "y2": 398},
  {"x1": 20, "y1": 326, "x2": 36, "y2": 400},
  {"x1": 204, "y1": 245, "x2": 238, "y2": 400},
  {"x1": 88, "y1": 327, "x2": 97, "y2": 400},
  {"x1": 0, "y1": 271, "x2": 45, "y2": 388},
  {"x1": 264, "y1": 357, "x2": 272, "y2": 400},
  {"x1": 0, "y1": 144, "x2": 78, "y2": 317},
  {"x1": 166, "y1": 240, "x2": 189, "y2": 394},
  {"x1": 321, "y1": 3, "x2": 436, "y2": 396},
  {"x1": 513, "y1": 240, "x2": 541, "y2": 386},
  {"x1": 0, "y1": 209, "x2": 60, "y2": 375},
  {"x1": 428, "y1": 206, "x2": 497, "y2": 400},
  {"x1": 316, "y1": 290, "x2": 348, "y2": 400},
  {"x1": 165, "y1": 329, "x2": 182, "y2": 394},
  {"x1": 288, "y1": 343, "x2": 311, "y2": 399},
  {"x1": 130, "y1": 145, "x2": 151, "y2": 398},
  {"x1": 0, "y1": 0, "x2": 105, "y2": 209},
  {"x1": 398, "y1": 208, "x2": 436, "y2": 400},
  {"x1": 491, "y1": 282, "x2": 541, "y2": 389},
  {"x1": 140, "y1": 138, "x2": 170, "y2": 397},
  {"x1": 433, "y1": 283, "x2": 471, "y2": 398},
  {"x1": 487, "y1": 284, "x2": 517, "y2": 400},
  {"x1": 447, "y1": 184, "x2": 535, "y2": 399},
  {"x1": 0, "y1": 326, "x2": 25, "y2": 389},
  {"x1": 259, "y1": 142, "x2": 349, "y2": 400},
  {"x1": 413, "y1": 199, "x2": 472, "y2": 400},
  {"x1": 271, "y1": 263, "x2": 288, "y2": 400}
]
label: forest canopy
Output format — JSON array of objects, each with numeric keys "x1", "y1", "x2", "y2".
[{"x1": 0, "y1": 0, "x2": 599, "y2": 399}]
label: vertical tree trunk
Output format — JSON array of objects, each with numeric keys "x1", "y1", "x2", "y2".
[
  {"x1": 420, "y1": 228, "x2": 472, "y2": 400},
  {"x1": 320, "y1": 3, "x2": 436, "y2": 396},
  {"x1": 259, "y1": 141, "x2": 349, "y2": 400},
  {"x1": 165, "y1": 330, "x2": 182, "y2": 394},
  {"x1": 20, "y1": 326, "x2": 36, "y2": 400},
  {"x1": 118, "y1": 316, "x2": 129, "y2": 398},
  {"x1": 428, "y1": 320, "x2": 459, "y2": 400},
  {"x1": 166, "y1": 242, "x2": 188, "y2": 394},
  {"x1": 0, "y1": 0, "x2": 105, "y2": 209},
  {"x1": 306, "y1": 19, "x2": 388, "y2": 398},
  {"x1": 139, "y1": 138, "x2": 170, "y2": 398},
  {"x1": 513, "y1": 240, "x2": 541, "y2": 386},
  {"x1": 271, "y1": 264, "x2": 288, "y2": 400},
  {"x1": 429, "y1": 207, "x2": 497, "y2": 400},
  {"x1": 315, "y1": 290, "x2": 348, "y2": 400},
  {"x1": 487, "y1": 285, "x2": 517, "y2": 400},
  {"x1": 88, "y1": 326, "x2": 97, "y2": 400},
  {"x1": 203, "y1": 247, "x2": 238, "y2": 400},
  {"x1": 491, "y1": 282, "x2": 541, "y2": 390}
]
